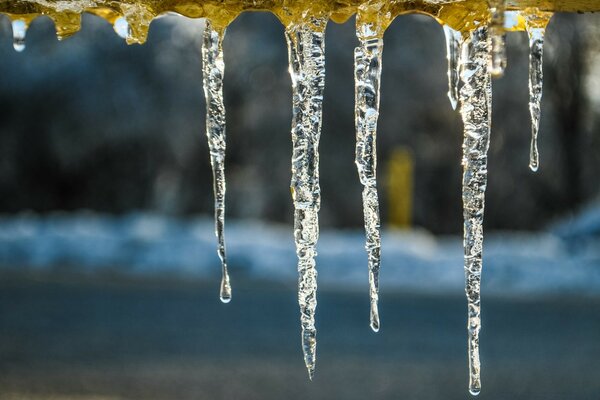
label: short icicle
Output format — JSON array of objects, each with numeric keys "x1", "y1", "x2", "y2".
[
  {"x1": 284, "y1": 16, "x2": 328, "y2": 379},
  {"x1": 11, "y1": 19, "x2": 27, "y2": 52},
  {"x1": 488, "y1": 0, "x2": 507, "y2": 77},
  {"x1": 443, "y1": 25, "x2": 463, "y2": 110},
  {"x1": 354, "y1": 22, "x2": 384, "y2": 333},
  {"x1": 458, "y1": 25, "x2": 492, "y2": 396},
  {"x1": 113, "y1": 17, "x2": 131, "y2": 41},
  {"x1": 524, "y1": 11, "x2": 552, "y2": 172},
  {"x1": 202, "y1": 19, "x2": 232, "y2": 303}
]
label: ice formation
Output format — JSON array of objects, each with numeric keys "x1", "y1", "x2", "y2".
[
  {"x1": 354, "y1": 20, "x2": 385, "y2": 333},
  {"x1": 283, "y1": 15, "x2": 328, "y2": 379},
  {"x1": 0, "y1": 0, "x2": 575, "y2": 394},
  {"x1": 11, "y1": 19, "x2": 27, "y2": 52},
  {"x1": 524, "y1": 11, "x2": 552, "y2": 172},
  {"x1": 488, "y1": 0, "x2": 507, "y2": 76},
  {"x1": 443, "y1": 25, "x2": 462, "y2": 110},
  {"x1": 458, "y1": 25, "x2": 492, "y2": 396},
  {"x1": 202, "y1": 19, "x2": 232, "y2": 303}
]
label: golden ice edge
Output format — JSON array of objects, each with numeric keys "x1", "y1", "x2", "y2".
[{"x1": 2, "y1": 0, "x2": 598, "y2": 43}]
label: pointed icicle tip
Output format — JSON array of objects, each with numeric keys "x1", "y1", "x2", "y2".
[{"x1": 12, "y1": 19, "x2": 27, "y2": 52}]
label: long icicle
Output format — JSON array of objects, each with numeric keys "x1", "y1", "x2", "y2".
[
  {"x1": 524, "y1": 11, "x2": 552, "y2": 172},
  {"x1": 202, "y1": 19, "x2": 232, "y2": 303},
  {"x1": 354, "y1": 24, "x2": 384, "y2": 333},
  {"x1": 459, "y1": 25, "x2": 492, "y2": 396},
  {"x1": 284, "y1": 16, "x2": 328, "y2": 380},
  {"x1": 443, "y1": 25, "x2": 463, "y2": 110}
]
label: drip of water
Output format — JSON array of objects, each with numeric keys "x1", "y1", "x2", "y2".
[
  {"x1": 11, "y1": 19, "x2": 27, "y2": 52},
  {"x1": 113, "y1": 16, "x2": 131, "y2": 40},
  {"x1": 524, "y1": 12, "x2": 552, "y2": 172},
  {"x1": 285, "y1": 16, "x2": 328, "y2": 379},
  {"x1": 354, "y1": 27, "x2": 383, "y2": 333},
  {"x1": 488, "y1": 0, "x2": 507, "y2": 77},
  {"x1": 443, "y1": 25, "x2": 462, "y2": 110},
  {"x1": 202, "y1": 19, "x2": 231, "y2": 304},
  {"x1": 458, "y1": 25, "x2": 492, "y2": 396}
]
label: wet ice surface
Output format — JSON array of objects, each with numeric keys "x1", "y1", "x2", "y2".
[
  {"x1": 443, "y1": 25, "x2": 462, "y2": 110},
  {"x1": 0, "y1": 211, "x2": 599, "y2": 296},
  {"x1": 202, "y1": 20, "x2": 231, "y2": 303},
  {"x1": 354, "y1": 28, "x2": 384, "y2": 333},
  {"x1": 458, "y1": 25, "x2": 492, "y2": 395},
  {"x1": 285, "y1": 17, "x2": 328, "y2": 379},
  {"x1": 11, "y1": 19, "x2": 27, "y2": 52}
]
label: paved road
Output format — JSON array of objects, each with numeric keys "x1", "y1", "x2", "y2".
[{"x1": 0, "y1": 274, "x2": 598, "y2": 399}]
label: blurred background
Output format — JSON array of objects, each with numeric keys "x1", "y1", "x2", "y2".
[{"x1": 0, "y1": 10, "x2": 599, "y2": 400}]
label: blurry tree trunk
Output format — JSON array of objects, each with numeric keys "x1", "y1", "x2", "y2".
[{"x1": 547, "y1": 14, "x2": 588, "y2": 208}]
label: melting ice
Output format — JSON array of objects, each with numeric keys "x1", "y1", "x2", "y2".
[
  {"x1": 202, "y1": 19, "x2": 232, "y2": 303},
  {"x1": 458, "y1": 25, "x2": 492, "y2": 396},
  {"x1": 11, "y1": 19, "x2": 27, "y2": 52},
  {"x1": 285, "y1": 16, "x2": 328, "y2": 379},
  {"x1": 354, "y1": 23, "x2": 384, "y2": 333},
  {"x1": 524, "y1": 12, "x2": 552, "y2": 171}
]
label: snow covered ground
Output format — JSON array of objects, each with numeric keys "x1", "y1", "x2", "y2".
[{"x1": 0, "y1": 207, "x2": 598, "y2": 297}]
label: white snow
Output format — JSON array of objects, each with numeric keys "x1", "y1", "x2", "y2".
[{"x1": 0, "y1": 209, "x2": 598, "y2": 297}]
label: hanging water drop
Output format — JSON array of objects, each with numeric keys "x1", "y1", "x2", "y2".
[
  {"x1": 354, "y1": 24, "x2": 384, "y2": 333},
  {"x1": 11, "y1": 19, "x2": 27, "y2": 52},
  {"x1": 202, "y1": 19, "x2": 231, "y2": 304},
  {"x1": 458, "y1": 25, "x2": 492, "y2": 396},
  {"x1": 443, "y1": 25, "x2": 462, "y2": 110},
  {"x1": 284, "y1": 16, "x2": 328, "y2": 379},
  {"x1": 488, "y1": 0, "x2": 507, "y2": 77},
  {"x1": 113, "y1": 16, "x2": 131, "y2": 40},
  {"x1": 524, "y1": 11, "x2": 552, "y2": 172}
]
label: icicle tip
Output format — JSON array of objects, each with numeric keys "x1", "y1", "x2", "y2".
[
  {"x1": 469, "y1": 387, "x2": 481, "y2": 396},
  {"x1": 219, "y1": 276, "x2": 232, "y2": 303},
  {"x1": 370, "y1": 303, "x2": 380, "y2": 332}
]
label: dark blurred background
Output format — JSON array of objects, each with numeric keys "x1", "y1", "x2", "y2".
[
  {"x1": 0, "y1": 12, "x2": 599, "y2": 232},
  {"x1": 0, "y1": 10, "x2": 599, "y2": 400}
]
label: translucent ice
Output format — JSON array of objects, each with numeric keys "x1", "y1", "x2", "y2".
[
  {"x1": 458, "y1": 26, "x2": 492, "y2": 396},
  {"x1": 354, "y1": 25, "x2": 384, "y2": 332},
  {"x1": 285, "y1": 16, "x2": 328, "y2": 379},
  {"x1": 202, "y1": 20, "x2": 231, "y2": 303}
]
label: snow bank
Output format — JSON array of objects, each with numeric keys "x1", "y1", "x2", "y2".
[{"x1": 0, "y1": 211, "x2": 598, "y2": 296}]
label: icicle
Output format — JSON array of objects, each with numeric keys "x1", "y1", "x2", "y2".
[
  {"x1": 443, "y1": 25, "x2": 462, "y2": 110},
  {"x1": 11, "y1": 19, "x2": 27, "y2": 52},
  {"x1": 354, "y1": 23, "x2": 383, "y2": 333},
  {"x1": 524, "y1": 11, "x2": 552, "y2": 172},
  {"x1": 458, "y1": 25, "x2": 492, "y2": 397},
  {"x1": 202, "y1": 19, "x2": 231, "y2": 304},
  {"x1": 113, "y1": 16, "x2": 131, "y2": 40},
  {"x1": 284, "y1": 16, "x2": 328, "y2": 380},
  {"x1": 488, "y1": 0, "x2": 507, "y2": 77}
]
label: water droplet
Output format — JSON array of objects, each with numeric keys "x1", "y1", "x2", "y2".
[{"x1": 12, "y1": 20, "x2": 27, "y2": 52}]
